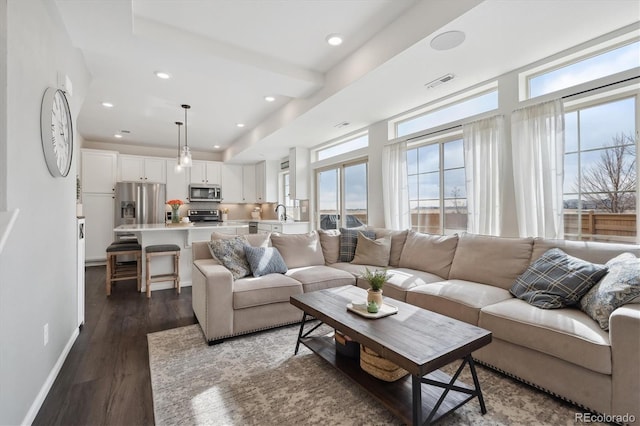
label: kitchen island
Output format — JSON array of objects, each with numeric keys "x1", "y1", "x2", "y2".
[{"x1": 114, "y1": 222, "x2": 249, "y2": 294}]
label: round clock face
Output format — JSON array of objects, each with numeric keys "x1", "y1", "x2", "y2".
[{"x1": 40, "y1": 87, "x2": 73, "y2": 177}]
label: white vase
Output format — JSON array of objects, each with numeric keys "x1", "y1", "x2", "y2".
[{"x1": 222, "y1": 213, "x2": 228, "y2": 222}]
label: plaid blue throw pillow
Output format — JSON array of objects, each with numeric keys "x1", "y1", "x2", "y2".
[
  {"x1": 339, "y1": 228, "x2": 375, "y2": 262},
  {"x1": 510, "y1": 248, "x2": 608, "y2": 309}
]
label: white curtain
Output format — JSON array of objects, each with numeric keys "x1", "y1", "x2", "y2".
[
  {"x1": 511, "y1": 99, "x2": 565, "y2": 238},
  {"x1": 463, "y1": 115, "x2": 505, "y2": 236},
  {"x1": 382, "y1": 141, "x2": 410, "y2": 230}
]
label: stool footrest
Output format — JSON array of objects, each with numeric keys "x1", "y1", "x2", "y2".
[{"x1": 149, "y1": 273, "x2": 179, "y2": 282}]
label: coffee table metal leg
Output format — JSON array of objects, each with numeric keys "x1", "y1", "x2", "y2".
[
  {"x1": 294, "y1": 313, "x2": 308, "y2": 355},
  {"x1": 294, "y1": 313, "x2": 325, "y2": 355},
  {"x1": 467, "y1": 356, "x2": 487, "y2": 415},
  {"x1": 412, "y1": 375, "x2": 423, "y2": 425}
]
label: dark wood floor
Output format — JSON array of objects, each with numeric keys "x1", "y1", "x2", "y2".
[{"x1": 33, "y1": 266, "x2": 197, "y2": 426}]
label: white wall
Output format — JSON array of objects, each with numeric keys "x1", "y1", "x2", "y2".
[{"x1": 0, "y1": 0, "x2": 89, "y2": 424}]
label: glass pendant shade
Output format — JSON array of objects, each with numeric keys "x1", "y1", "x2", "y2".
[{"x1": 180, "y1": 146, "x2": 192, "y2": 167}]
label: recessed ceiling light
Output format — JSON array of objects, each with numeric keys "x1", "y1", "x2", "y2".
[
  {"x1": 264, "y1": 96, "x2": 275, "y2": 102},
  {"x1": 430, "y1": 31, "x2": 466, "y2": 51},
  {"x1": 214, "y1": 145, "x2": 220, "y2": 149},
  {"x1": 155, "y1": 71, "x2": 171, "y2": 79},
  {"x1": 236, "y1": 123, "x2": 245, "y2": 128},
  {"x1": 114, "y1": 134, "x2": 123, "y2": 138},
  {"x1": 101, "y1": 102, "x2": 114, "y2": 108},
  {"x1": 326, "y1": 34, "x2": 343, "y2": 46}
]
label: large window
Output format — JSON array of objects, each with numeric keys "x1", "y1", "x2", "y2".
[
  {"x1": 407, "y1": 138, "x2": 467, "y2": 234},
  {"x1": 316, "y1": 160, "x2": 368, "y2": 230},
  {"x1": 528, "y1": 40, "x2": 640, "y2": 99},
  {"x1": 396, "y1": 90, "x2": 498, "y2": 138},
  {"x1": 564, "y1": 96, "x2": 637, "y2": 243},
  {"x1": 316, "y1": 133, "x2": 368, "y2": 161}
]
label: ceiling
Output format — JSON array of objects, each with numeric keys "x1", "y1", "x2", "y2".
[{"x1": 54, "y1": 0, "x2": 640, "y2": 164}]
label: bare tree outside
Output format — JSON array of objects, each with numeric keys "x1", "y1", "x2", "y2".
[
  {"x1": 450, "y1": 186, "x2": 462, "y2": 213},
  {"x1": 574, "y1": 133, "x2": 637, "y2": 213}
]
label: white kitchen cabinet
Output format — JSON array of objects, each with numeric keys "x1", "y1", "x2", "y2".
[
  {"x1": 289, "y1": 147, "x2": 308, "y2": 200},
  {"x1": 243, "y1": 165, "x2": 256, "y2": 203},
  {"x1": 165, "y1": 159, "x2": 189, "y2": 202},
  {"x1": 255, "y1": 160, "x2": 278, "y2": 203},
  {"x1": 221, "y1": 164, "x2": 244, "y2": 203},
  {"x1": 81, "y1": 149, "x2": 117, "y2": 193},
  {"x1": 119, "y1": 155, "x2": 166, "y2": 183},
  {"x1": 83, "y1": 192, "x2": 114, "y2": 262},
  {"x1": 190, "y1": 160, "x2": 221, "y2": 185}
]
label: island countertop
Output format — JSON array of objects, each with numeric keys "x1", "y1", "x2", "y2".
[{"x1": 114, "y1": 222, "x2": 249, "y2": 232}]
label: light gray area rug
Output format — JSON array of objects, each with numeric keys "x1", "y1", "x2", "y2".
[{"x1": 148, "y1": 324, "x2": 598, "y2": 426}]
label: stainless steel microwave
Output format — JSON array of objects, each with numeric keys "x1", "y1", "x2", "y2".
[{"x1": 189, "y1": 184, "x2": 222, "y2": 202}]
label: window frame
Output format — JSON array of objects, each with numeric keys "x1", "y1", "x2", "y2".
[
  {"x1": 314, "y1": 157, "x2": 369, "y2": 230},
  {"x1": 562, "y1": 90, "x2": 639, "y2": 243},
  {"x1": 406, "y1": 131, "x2": 467, "y2": 235}
]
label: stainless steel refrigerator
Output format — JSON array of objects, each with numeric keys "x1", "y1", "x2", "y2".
[{"x1": 114, "y1": 182, "x2": 166, "y2": 226}]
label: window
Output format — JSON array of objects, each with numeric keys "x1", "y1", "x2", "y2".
[
  {"x1": 316, "y1": 133, "x2": 368, "y2": 161},
  {"x1": 563, "y1": 96, "x2": 637, "y2": 243},
  {"x1": 407, "y1": 138, "x2": 467, "y2": 234},
  {"x1": 396, "y1": 90, "x2": 498, "y2": 138},
  {"x1": 527, "y1": 40, "x2": 640, "y2": 98},
  {"x1": 316, "y1": 160, "x2": 368, "y2": 230}
]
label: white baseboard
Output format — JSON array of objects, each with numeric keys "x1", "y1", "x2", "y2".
[{"x1": 21, "y1": 326, "x2": 80, "y2": 426}]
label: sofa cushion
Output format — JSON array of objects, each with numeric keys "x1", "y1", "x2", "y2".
[
  {"x1": 351, "y1": 233, "x2": 391, "y2": 267},
  {"x1": 207, "y1": 237, "x2": 251, "y2": 280},
  {"x1": 270, "y1": 232, "x2": 325, "y2": 269},
  {"x1": 339, "y1": 228, "x2": 375, "y2": 262},
  {"x1": 233, "y1": 274, "x2": 302, "y2": 309},
  {"x1": 449, "y1": 233, "x2": 534, "y2": 289},
  {"x1": 318, "y1": 229, "x2": 340, "y2": 264},
  {"x1": 479, "y1": 298, "x2": 611, "y2": 374},
  {"x1": 406, "y1": 279, "x2": 513, "y2": 325},
  {"x1": 286, "y1": 265, "x2": 355, "y2": 293},
  {"x1": 398, "y1": 231, "x2": 458, "y2": 278},
  {"x1": 243, "y1": 246, "x2": 288, "y2": 278},
  {"x1": 373, "y1": 229, "x2": 409, "y2": 267},
  {"x1": 532, "y1": 238, "x2": 640, "y2": 265},
  {"x1": 510, "y1": 248, "x2": 608, "y2": 309},
  {"x1": 580, "y1": 252, "x2": 640, "y2": 330}
]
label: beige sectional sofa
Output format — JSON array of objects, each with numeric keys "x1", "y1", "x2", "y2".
[{"x1": 191, "y1": 229, "x2": 640, "y2": 422}]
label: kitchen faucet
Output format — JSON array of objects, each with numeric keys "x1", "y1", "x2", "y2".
[{"x1": 275, "y1": 204, "x2": 287, "y2": 222}]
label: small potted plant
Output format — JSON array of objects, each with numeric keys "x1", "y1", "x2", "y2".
[{"x1": 361, "y1": 267, "x2": 391, "y2": 308}]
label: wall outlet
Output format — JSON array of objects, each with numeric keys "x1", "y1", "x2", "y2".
[{"x1": 43, "y1": 323, "x2": 49, "y2": 346}]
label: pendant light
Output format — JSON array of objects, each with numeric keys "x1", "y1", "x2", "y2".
[
  {"x1": 180, "y1": 104, "x2": 193, "y2": 167},
  {"x1": 174, "y1": 121, "x2": 183, "y2": 173}
]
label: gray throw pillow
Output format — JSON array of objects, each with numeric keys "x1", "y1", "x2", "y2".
[
  {"x1": 207, "y1": 237, "x2": 251, "y2": 280},
  {"x1": 580, "y1": 253, "x2": 640, "y2": 330},
  {"x1": 510, "y1": 248, "x2": 608, "y2": 309},
  {"x1": 339, "y1": 227, "x2": 375, "y2": 262},
  {"x1": 243, "y1": 246, "x2": 288, "y2": 277}
]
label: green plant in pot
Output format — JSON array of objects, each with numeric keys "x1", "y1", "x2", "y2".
[{"x1": 361, "y1": 267, "x2": 391, "y2": 308}]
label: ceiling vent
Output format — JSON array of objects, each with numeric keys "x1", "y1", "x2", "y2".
[
  {"x1": 425, "y1": 73, "x2": 455, "y2": 89},
  {"x1": 334, "y1": 121, "x2": 350, "y2": 129}
]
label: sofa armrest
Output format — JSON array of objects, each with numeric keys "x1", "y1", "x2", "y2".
[
  {"x1": 192, "y1": 241, "x2": 214, "y2": 262},
  {"x1": 192, "y1": 260, "x2": 234, "y2": 343},
  {"x1": 610, "y1": 303, "x2": 640, "y2": 421}
]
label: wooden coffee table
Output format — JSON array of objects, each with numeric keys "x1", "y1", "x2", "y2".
[{"x1": 290, "y1": 285, "x2": 492, "y2": 425}]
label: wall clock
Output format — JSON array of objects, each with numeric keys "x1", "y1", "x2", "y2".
[{"x1": 40, "y1": 87, "x2": 73, "y2": 177}]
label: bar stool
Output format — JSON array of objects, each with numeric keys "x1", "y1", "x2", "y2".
[
  {"x1": 145, "y1": 244, "x2": 181, "y2": 298},
  {"x1": 105, "y1": 242, "x2": 142, "y2": 296}
]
